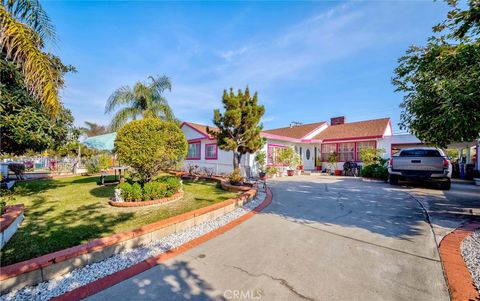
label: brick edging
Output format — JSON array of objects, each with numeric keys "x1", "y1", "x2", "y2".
[
  {"x1": 439, "y1": 222, "x2": 480, "y2": 301},
  {"x1": 0, "y1": 188, "x2": 256, "y2": 283},
  {"x1": 51, "y1": 187, "x2": 273, "y2": 301},
  {"x1": 0, "y1": 204, "x2": 24, "y2": 232},
  {"x1": 108, "y1": 191, "x2": 184, "y2": 207}
]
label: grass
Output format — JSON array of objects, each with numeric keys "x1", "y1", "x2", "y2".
[{"x1": 1, "y1": 175, "x2": 238, "y2": 266}]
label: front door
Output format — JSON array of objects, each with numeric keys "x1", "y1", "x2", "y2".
[{"x1": 303, "y1": 146, "x2": 314, "y2": 170}]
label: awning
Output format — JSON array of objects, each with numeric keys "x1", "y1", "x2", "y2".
[{"x1": 81, "y1": 132, "x2": 117, "y2": 151}]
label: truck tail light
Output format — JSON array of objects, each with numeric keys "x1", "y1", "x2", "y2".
[{"x1": 443, "y1": 159, "x2": 449, "y2": 169}]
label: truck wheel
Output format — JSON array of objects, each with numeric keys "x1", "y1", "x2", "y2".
[
  {"x1": 440, "y1": 179, "x2": 451, "y2": 190},
  {"x1": 389, "y1": 174, "x2": 399, "y2": 185}
]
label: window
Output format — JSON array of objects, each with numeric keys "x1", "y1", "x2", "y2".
[
  {"x1": 321, "y1": 144, "x2": 336, "y2": 161},
  {"x1": 186, "y1": 141, "x2": 201, "y2": 160},
  {"x1": 338, "y1": 143, "x2": 354, "y2": 162},
  {"x1": 400, "y1": 149, "x2": 441, "y2": 157},
  {"x1": 267, "y1": 144, "x2": 285, "y2": 165},
  {"x1": 306, "y1": 149, "x2": 310, "y2": 160},
  {"x1": 356, "y1": 141, "x2": 376, "y2": 161},
  {"x1": 205, "y1": 143, "x2": 218, "y2": 160}
]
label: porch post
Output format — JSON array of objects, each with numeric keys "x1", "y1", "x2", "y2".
[{"x1": 466, "y1": 147, "x2": 471, "y2": 164}]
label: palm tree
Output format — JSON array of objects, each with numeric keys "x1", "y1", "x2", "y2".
[
  {"x1": 0, "y1": 0, "x2": 62, "y2": 116},
  {"x1": 80, "y1": 121, "x2": 110, "y2": 137},
  {"x1": 105, "y1": 75, "x2": 176, "y2": 130}
]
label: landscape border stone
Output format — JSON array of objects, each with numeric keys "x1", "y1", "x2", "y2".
[
  {"x1": 0, "y1": 179, "x2": 257, "y2": 293},
  {"x1": 439, "y1": 222, "x2": 480, "y2": 301},
  {"x1": 0, "y1": 204, "x2": 24, "y2": 249}
]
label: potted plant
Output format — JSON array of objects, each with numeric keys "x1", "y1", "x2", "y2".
[
  {"x1": 255, "y1": 151, "x2": 267, "y2": 179},
  {"x1": 278, "y1": 147, "x2": 301, "y2": 176},
  {"x1": 228, "y1": 168, "x2": 244, "y2": 186},
  {"x1": 327, "y1": 152, "x2": 337, "y2": 175},
  {"x1": 266, "y1": 166, "x2": 278, "y2": 179}
]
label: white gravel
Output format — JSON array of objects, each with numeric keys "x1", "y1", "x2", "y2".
[
  {"x1": 461, "y1": 229, "x2": 480, "y2": 291},
  {"x1": 1, "y1": 189, "x2": 267, "y2": 301}
]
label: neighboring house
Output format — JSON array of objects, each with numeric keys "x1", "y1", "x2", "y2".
[
  {"x1": 180, "y1": 122, "x2": 256, "y2": 175},
  {"x1": 181, "y1": 116, "x2": 400, "y2": 175}
]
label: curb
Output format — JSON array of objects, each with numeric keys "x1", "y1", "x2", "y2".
[
  {"x1": 0, "y1": 187, "x2": 257, "y2": 292},
  {"x1": 439, "y1": 222, "x2": 480, "y2": 301},
  {"x1": 51, "y1": 187, "x2": 273, "y2": 301}
]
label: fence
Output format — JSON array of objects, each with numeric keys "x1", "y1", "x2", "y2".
[{"x1": 1, "y1": 156, "x2": 87, "y2": 176}]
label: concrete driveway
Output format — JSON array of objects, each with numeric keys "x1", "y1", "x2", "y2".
[{"x1": 87, "y1": 176, "x2": 453, "y2": 301}]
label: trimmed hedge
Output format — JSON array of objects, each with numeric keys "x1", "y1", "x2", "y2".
[
  {"x1": 360, "y1": 164, "x2": 388, "y2": 180},
  {"x1": 116, "y1": 176, "x2": 182, "y2": 202}
]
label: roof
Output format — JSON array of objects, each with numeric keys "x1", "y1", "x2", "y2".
[
  {"x1": 81, "y1": 132, "x2": 117, "y2": 151},
  {"x1": 181, "y1": 122, "x2": 219, "y2": 138},
  {"x1": 262, "y1": 122, "x2": 327, "y2": 139},
  {"x1": 313, "y1": 118, "x2": 390, "y2": 141}
]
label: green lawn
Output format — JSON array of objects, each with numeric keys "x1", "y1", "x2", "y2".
[{"x1": 1, "y1": 176, "x2": 238, "y2": 266}]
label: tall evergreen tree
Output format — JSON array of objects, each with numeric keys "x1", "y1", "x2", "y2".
[
  {"x1": 392, "y1": 0, "x2": 480, "y2": 147},
  {"x1": 208, "y1": 87, "x2": 265, "y2": 170}
]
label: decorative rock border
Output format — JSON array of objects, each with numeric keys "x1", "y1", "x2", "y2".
[
  {"x1": 0, "y1": 204, "x2": 24, "y2": 249},
  {"x1": 0, "y1": 187, "x2": 257, "y2": 294},
  {"x1": 109, "y1": 191, "x2": 184, "y2": 207},
  {"x1": 439, "y1": 222, "x2": 480, "y2": 301},
  {"x1": 50, "y1": 187, "x2": 273, "y2": 301}
]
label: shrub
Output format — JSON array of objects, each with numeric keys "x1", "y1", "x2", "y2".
[
  {"x1": 143, "y1": 182, "x2": 168, "y2": 200},
  {"x1": 360, "y1": 164, "x2": 388, "y2": 180},
  {"x1": 85, "y1": 154, "x2": 111, "y2": 174},
  {"x1": 278, "y1": 147, "x2": 301, "y2": 170},
  {"x1": 359, "y1": 148, "x2": 386, "y2": 166},
  {"x1": 0, "y1": 189, "x2": 15, "y2": 213},
  {"x1": 156, "y1": 176, "x2": 181, "y2": 197},
  {"x1": 85, "y1": 157, "x2": 101, "y2": 174},
  {"x1": 117, "y1": 182, "x2": 143, "y2": 202},
  {"x1": 228, "y1": 168, "x2": 244, "y2": 185},
  {"x1": 266, "y1": 166, "x2": 278, "y2": 176},
  {"x1": 114, "y1": 119, "x2": 188, "y2": 183},
  {"x1": 254, "y1": 151, "x2": 266, "y2": 172},
  {"x1": 201, "y1": 167, "x2": 215, "y2": 178}
]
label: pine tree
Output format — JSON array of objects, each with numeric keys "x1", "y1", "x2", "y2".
[{"x1": 208, "y1": 87, "x2": 265, "y2": 170}]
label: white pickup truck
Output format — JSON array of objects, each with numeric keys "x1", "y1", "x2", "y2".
[{"x1": 388, "y1": 147, "x2": 452, "y2": 190}]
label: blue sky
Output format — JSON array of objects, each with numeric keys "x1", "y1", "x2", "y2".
[{"x1": 43, "y1": 1, "x2": 450, "y2": 132}]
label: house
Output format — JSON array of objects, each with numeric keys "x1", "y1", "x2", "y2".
[{"x1": 181, "y1": 116, "x2": 398, "y2": 175}]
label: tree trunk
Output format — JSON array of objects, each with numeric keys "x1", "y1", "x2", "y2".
[{"x1": 232, "y1": 152, "x2": 242, "y2": 170}]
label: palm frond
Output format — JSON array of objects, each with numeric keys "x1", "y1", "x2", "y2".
[
  {"x1": 149, "y1": 75, "x2": 171, "y2": 98},
  {"x1": 2, "y1": 0, "x2": 56, "y2": 43},
  {"x1": 110, "y1": 107, "x2": 141, "y2": 131},
  {"x1": 147, "y1": 101, "x2": 175, "y2": 121},
  {"x1": 105, "y1": 85, "x2": 134, "y2": 113},
  {"x1": 0, "y1": 6, "x2": 61, "y2": 116}
]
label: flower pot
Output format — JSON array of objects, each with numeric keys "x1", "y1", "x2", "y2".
[
  {"x1": 335, "y1": 170, "x2": 342, "y2": 176},
  {"x1": 287, "y1": 170, "x2": 294, "y2": 176},
  {"x1": 298, "y1": 165, "x2": 304, "y2": 171},
  {"x1": 315, "y1": 166, "x2": 322, "y2": 171}
]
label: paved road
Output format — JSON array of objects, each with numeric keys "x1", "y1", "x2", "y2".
[{"x1": 87, "y1": 176, "x2": 455, "y2": 301}]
